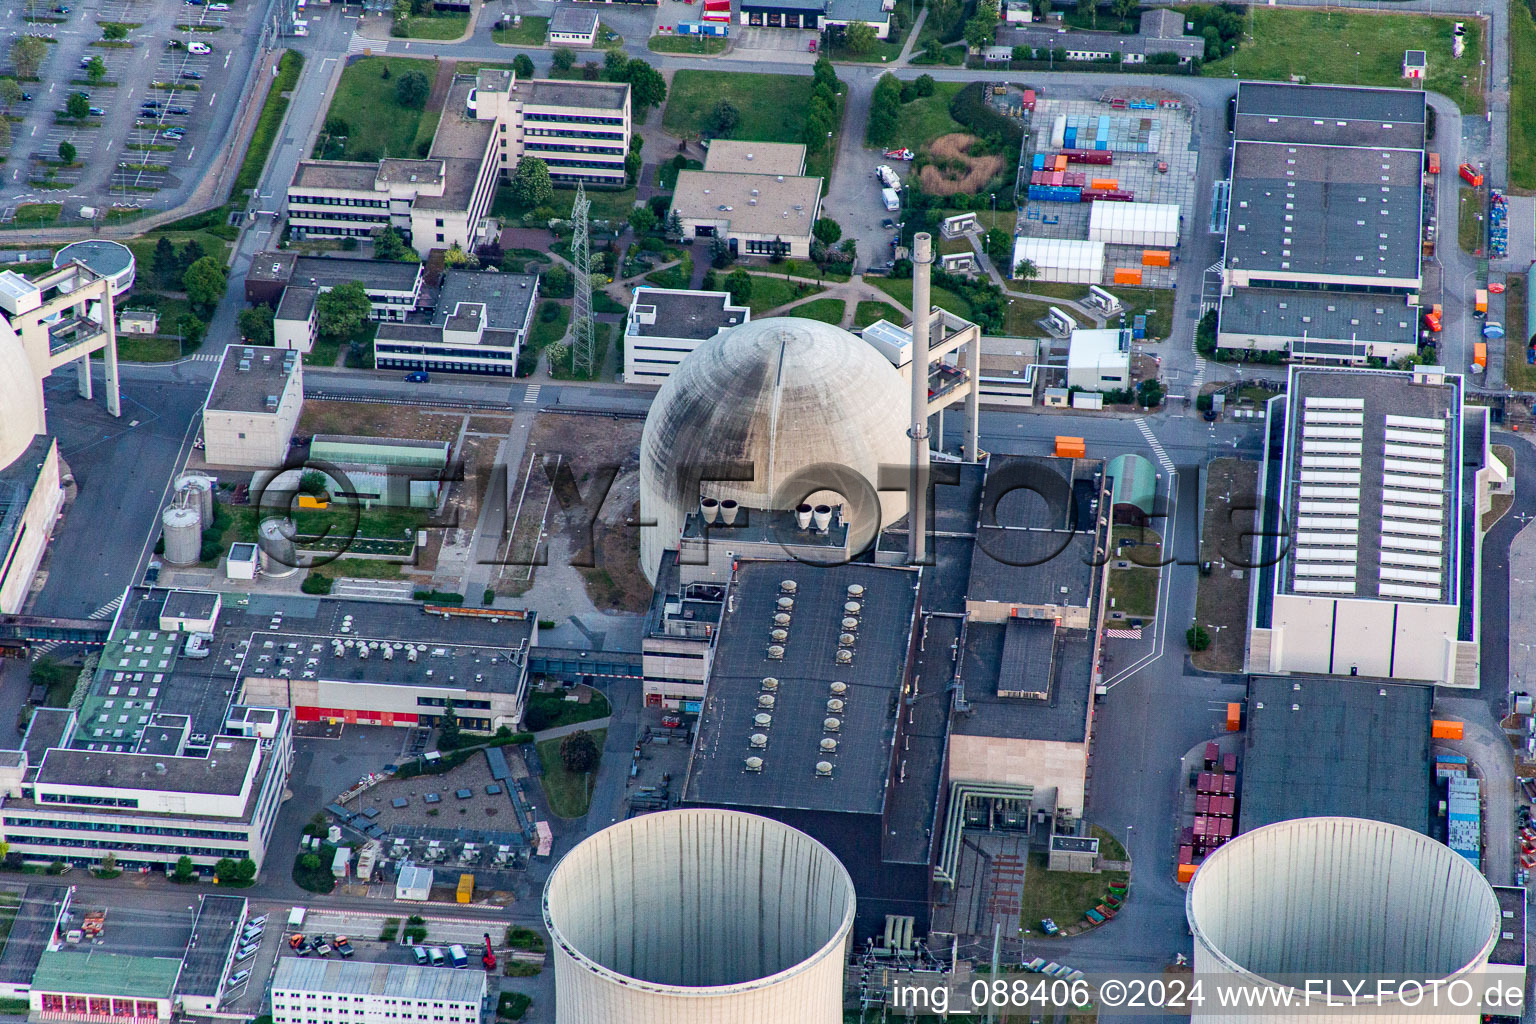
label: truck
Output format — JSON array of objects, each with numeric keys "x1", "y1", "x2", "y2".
[
  {"x1": 481, "y1": 934, "x2": 497, "y2": 971},
  {"x1": 288, "y1": 907, "x2": 306, "y2": 929},
  {"x1": 1475, "y1": 288, "x2": 1489, "y2": 316},
  {"x1": 448, "y1": 944, "x2": 469, "y2": 969},
  {"x1": 880, "y1": 187, "x2": 900, "y2": 212},
  {"x1": 82, "y1": 911, "x2": 106, "y2": 937},
  {"x1": 1426, "y1": 152, "x2": 1440, "y2": 175},
  {"x1": 1459, "y1": 163, "x2": 1484, "y2": 187},
  {"x1": 875, "y1": 164, "x2": 900, "y2": 189}
]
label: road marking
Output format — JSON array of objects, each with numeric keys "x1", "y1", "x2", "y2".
[
  {"x1": 1134, "y1": 417, "x2": 1176, "y2": 474},
  {"x1": 522, "y1": 385, "x2": 540, "y2": 405}
]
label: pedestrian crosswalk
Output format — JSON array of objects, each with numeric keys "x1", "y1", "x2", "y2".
[
  {"x1": 522, "y1": 385, "x2": 541, "y2": 405},
  {"x1": 188, "y1": 353, "x2": 221, "y2": 363},
  {"x1": 1191, "y1": 355, "x2": 1207, "y2": 390},
  {"x1": 347, "y1": 33, "x2": 372, "y2": 55},
  {"x1": 1135, "y1": 417, "x2": 1176, "y2": 475},
  {"x1": 89, "y1": 594, "x2": 124, "y2": 620}
]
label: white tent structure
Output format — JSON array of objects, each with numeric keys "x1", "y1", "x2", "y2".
[
  {"x1": 1088, "y1": 202, "x2": 1181, "y2": 247},
  {"x1": 1012, "y1": 237, "x2": 1106, "y2": 284}
]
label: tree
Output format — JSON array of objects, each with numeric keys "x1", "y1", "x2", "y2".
[
  {"x1": 621, "y1": 59, "x2": 666, "y2": 113},
  {"x1": 10, "y1": 38, "x2": 46, "y2": 80},
  {"x1": 922, "y1": 37, "x2": 942, "y2": 62},
  {"x1": 843, "y1": 20, "x2": 877, "y2": 54},
  {"x1": 299, "y1": 852, "x2": 322, "y2": 871},
  {"x1": 512, "y1": 54, "x2": 535, "y2": 78},
  {"x1": 182, "y1": 256, "x2": 226, "y2": 312},
  {"x1": 437, "y1": 698, "x2": 462, "y2": 750},
  {"x1": 867, "y1": 73, "x2": 903, "y2": 147},
  {"x1": 99, "y1": 852, "x2": 118, "y2": 875},
  {"x1": 625, "y1": 149, "x2": 642, "y2": 185},
  {"x1": 580, "y1": 61, "x2": 601, "y2": 81},
  {"x1": 1195, "y1": 308, "x2": 1218, "y2": 355},
  {"x1": 508, "y1": 156, "x2": 554, "y2": 209},
  {"x1": 373, "y1": 226, "x2": 413, "y2": 261},
  {"x1": 603, "y1": 48, "x2": 628, "y2": 79},
  {"x1": 1076, "y1": 0, "x2": 1097, "y2": 27},
  {"x1": 66, "y1": 92, "x2": 90, "y2": 120},
  {"x1": 176, "y1": 238, "x2": 206, "y2": 276},
  {"x1": 724, "y1": 268, "x2": 753, "y2": 306},
  {"x1": 237, "y1": 304, "x2": 274, "y2": 345},
  {"x1": 709, "y1": 236, "x2": 733, "y2": 269},
  {"x1": 316, "y1": 280, "x2": 371, "y2": 339},
  {"x1": 1136, "y1": 378, "x2": 1165, "y2": 408},
  {"x1": 1012, "y1": 257, "x2": 1038, "y2": 284},
  {"x1": 1111, "y1": 0, "x2": 1137, "y2": 22},
  {"x1": 84, "y1": 55, "x2": 105, "y2": 85},
  {"x1": 394, "y1": 70, "x2": 430, "y2": 108},
  {"x1": 442, "y1": 242, "x2": 475, "y2": 268},
  {"x1": 704, "y1": 99, "x2": 740, "y2": 138},
  {"x1": 812, "y1": 218, "x2": 842, "y2": 245},
  {"x1": 665, "y1": 209, "x2": 683, "y2": 242},
  {"x1": 0, "y1": 121, "x2": 9, "y2": 154},
  {"x1": 214, "y1": 858, "x2": 238, "y2": 883},
  {"x1": 297, "y1": 470, "x2": 327, "y2": 495},
  {"x1": 628, "y1": 205, "x2": 657, "y2": 235},
  {"x1": 57, "y1": 140, "x2": 75, "y2": 165},
  {"x1": 911, "y1": 73, "x2": 936, "y2": 98},
  {"x1": 235, "y1": 858, "x2": 257, "y2": 882},
  {"x1": 983, "y1": 228, "x2": 1011, "y2": 265},
  {"x1": 172, "y1": 856, "x2": 196, "y2": 882},
  {"x1": 1186, "y1": 624, "x2": 1211, "y2": 652},
  {"x1": 964, "y1": 8, "x2": 997, "y2": 50},
  {"x1": 551, "y1": 47, "x2": 576, "y2": 72},
  {"x1": 928, "y1": 0, "x2": 962, "y2": 33},
  {"x1": 559, "y1": 730, "x2": 600, "y2": 774},
  {"x1": 101, "y1": 22, "x2": 128, "y2": 41},
  {"x1": 0, "y1": 79, "x2": 21, "y2": 111},
  {"x1": 176, "y1": 312, "x2": 206, "y2": 346}
]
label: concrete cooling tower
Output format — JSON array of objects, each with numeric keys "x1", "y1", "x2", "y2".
[
  {"x1": 543, "y1": 808, "x2": 854, "y2": 1024},
  {"x1": 1186, "y1": 817, "x2": 1500, "y2": 1024}
]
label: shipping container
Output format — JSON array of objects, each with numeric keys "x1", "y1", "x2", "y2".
[
  {"x1": 1195, "y1": 793, "x2": 1210, "y2": 814},
  {"x1": 1431, "y1": 720, "x2": 1465, "y2": 739},
  {"x1": 1032, "y1": 153, "x2": 1046, "y2": 171},
  {"x1": 1177, "y1": 863, "x2": 1197, "y2": 884},
  {"x1": 1226, "y1": 703, "x2": 1241, "y2": 731},
  {"x1": 1476, "y1": 288, "x2": 1489, "y2": 314},
  {"x1": 1113, "y1": 267, "x2": 1143, "y2": 285},
  {"x1": 1064, "y1": 148, "x2": 1113, "y2": 165},
  {"x1": 456, "y1": 873, "x2": 474, "y2": 903},
  {"x1": 1026, "y1": 185, "x2": 1082, "y2": 203},
  {"x1": 1459, "y1": 163, "x2": 1483, "y2": 187},
  {"x1": 1474, "y1": 342, "x2": 1488, "y2": 368},
  {"x1": 1022, "y1": 89, "x2": 1036, "y2": 111},
  {"x1": 1055, "y1": 436, "x2": 1086, "y2": 458},
  {"x1": 1132, "y1": 314, "x2": 1146, "y2": 339},
  {"x1": 1142, "y1": 249, "x2": 1171, "y2": 267},
  {"x1": 1090, "y1": 178, "x2": 1119, "y2": 191},
  {"x1": 1083, "y1": 189, "x2": 1135, "y2": 202},
  {"x1": 1221, "y1": 774, "x2": 1236, "y2": 795},
  {"x1": 1222, "y1": 753, "x2": 1237, "y2": 773},
  {"x1": 1051, "y1": 114, "x2": 1067, "y2": 149},
  {"x1": 1054, "y1": 154, "x2": 1068, "y2": 172},
  {"x1": 1427, "y1": 152, "x2": 1440, "y2": 174},
  {"x1": 1178, "y1": 845, "x2": 1193, "y2": 865}
]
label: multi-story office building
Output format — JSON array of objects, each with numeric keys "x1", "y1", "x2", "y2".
[
  {"x1": 287, "y1": 70, "x2": 630, "y2": 255},
  {"x1": 201, "y1": 345, "x2": 303, "y2": 469},
  {"x1": 622, "y1": 286, "x2": 749, "y2": 384},
  {"x1": 373, "y1": 269, "x2": 540, "y2": 376},
  {"x1": 669, "y1": 141, "x2": 824, "y2": 259}
]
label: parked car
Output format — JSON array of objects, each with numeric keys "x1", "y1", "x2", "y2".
[
  {"x1": 168, "y1": 107, "x2": 189, "y2": 115},
  {"x1": 334, "y1": 936, "x2": 354, "y2": 958},
  {"x1": 427, "y1": 947, "x2": 445, "y2": 967},
  {"x1": 88, "y1": 106, "x2": 104, "y2": 116},
  {"x1": 881, "y1": 218, "x2": 895, "y2": 229},
  {"x1": 311, "y1": 936, "x2": 332, "y2": 956},
  {"x1": 249, "y1": 916, "x2": 267, "y2": 928},
  {"x1": 405, "y1": 370, "x2": 430, "y2": 383},
  {"x1": 208, "y1": 2, "x2": 230, "y2": 8},
  {"x1": 227, "y1": 970, "x2": 250, "y2": 988},
  {"x1": 235, "y1": 944, "x2": 258, "y2": 961},
  {"x1": 181, "y1": 70, "x2": 203, "y2": 79},
  {"x1": 54, "y1": 6, "x2": 70, "y2": 13},
  {"x1": 412, "y1": 946, "x2": 429, "y2": 965},
  {"x1": 188, "y1": 41, "x2": 212, "y2": 53}
]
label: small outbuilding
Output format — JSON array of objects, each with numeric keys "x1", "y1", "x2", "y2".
[
  {"x1": 395, "y1": 863, "x2": 433, "y2": 901},
  {"x1": 548, "y1": 6, "x2": 599, "y2": 46}
]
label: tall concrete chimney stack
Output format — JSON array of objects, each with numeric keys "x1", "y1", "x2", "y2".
[{"x1": 908, "y1": 233, "x2": 933, "y2": 565}]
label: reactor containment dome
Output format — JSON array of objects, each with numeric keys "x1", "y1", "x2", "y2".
[
  {"x1": 543, "y1": 808, "x2": 854, "y2": 1024},
  {"x1": 638, "y1": 316, "x2": 913, "y2": 584},
  {"x1": 1186, "y1": 817, "x2": 1500, "y2": 1024}
]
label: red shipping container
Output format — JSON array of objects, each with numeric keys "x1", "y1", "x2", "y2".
[
  {"x1": 1221, "y1": 796, "x2": 1236, "y2": 816},
  {"x1": 1195, "y1": 794, "x2": 1210, "y2": 814},
  {"x1": 1178, "y1": 845, "x2": 1193, "y2": 865},
  {"x1": 1222, "y1": 774, "x2": 1236, "y2": 795},
  {"x1": 1218, "y1": 819, "x2": 1233, "y2": 838},
  {"x1": 1193, "y1": 816, "x2": 1208, "y2": 836},
  {"x1": 1222, "y1": 753, "x2": 1237, "y2": 773},
  {"x1": 1022, "y1": 88, "x2": 1036, "y2": 111},
  {"x1": 1204, "y1": 742, "x2": 1218, "y2": 768}
]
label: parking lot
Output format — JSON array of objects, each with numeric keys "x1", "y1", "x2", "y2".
[{"x1": 0, "y1": 0, "x2": 265, "y2": 222}]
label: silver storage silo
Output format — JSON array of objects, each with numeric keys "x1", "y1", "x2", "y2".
[
  {"x1": 1187, "y1": 817, "x2": 1501, "y2": 1024},
  {"x1": 257, "y1": 517, "x2": 299, "y2": 577},
  {"x1": 160, "y1": 505, "x2": 202, "y2": 566},
  {"x1": 544, "y1": 808, "x2": 854, "y2": 1024},
  {"x1": 174, "y1": 473, "x2": 215, "y2": 528}
]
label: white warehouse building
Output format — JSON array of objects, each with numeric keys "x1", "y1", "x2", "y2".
[
  {"x1": 1087, "y1": 201, "x2": 1180, "y2": 248},
  {"x1": 271, "y1": 958, "x2": 486, "y2": 1024},
  {"x1": 1012, "y1": 237, "x2": 1105, "y2": 284}
]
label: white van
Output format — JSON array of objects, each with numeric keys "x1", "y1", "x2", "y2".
[{"x1": 188, "y1": 41, "x2": 211, "y2": 54}]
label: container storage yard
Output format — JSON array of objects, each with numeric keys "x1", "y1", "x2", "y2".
[{"x1": 1013, "y1": 93, "x2": 1199, "y2": 288}]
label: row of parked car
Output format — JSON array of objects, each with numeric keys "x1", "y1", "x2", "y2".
[
  {"x1": 289, "y1": 931, "x2": 356, "y2": 958},
  {"x1": 226, "y1": 915, "x2": 270, "y2": 990}
]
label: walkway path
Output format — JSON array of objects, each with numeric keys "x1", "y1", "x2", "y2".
[{"x1": 532, "y1": 717, "x2": 614, "y2": 743}]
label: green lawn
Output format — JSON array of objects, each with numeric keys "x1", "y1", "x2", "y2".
[
  {"x1": 644, "y1": 253, "x2": 693, "y2": 290},
  {"x1": 1091, "y1": 824, "x2": 1128, "y2": 863},
  {"x1": 786, "y1": 297, "x2": 845, "y2": 325},
  {"x1": 648, "y1": 34, "x2": 727, "y2": 55},
  {"x1": 220, "y1": 505, "x2": 428, "y2": 552},
  {"x1": 871, "y1": 275, "x2": 969, "y2": 320},
  {"x1": 1019, "y1": 852, "x2": 1129, "y2": 933},
  {"x1": 657, "y1": 157, "x2": 702, "y2": 190},
  {"x1": 309, "y1": 556, "x2": 409, "y2": 581},
  {"x1": 1005, "y1": 296, "x2": 1057, "y2": 336},
  {"x1": 855, "y1": 300, "x2": 902, "y2": 328},
  {"x1": 523, "y1": 689, "x2": 612, "y2": 731},
  {"x1": 305, "y1": 337, "x2": 341, "y2": 367},
  {"x1": 9, "y1": 203, "x2": 61, "y2": 228},
  {"x1": 1204, "y1": 8, "x2": 1485, "y2": 114},
  {"x1": 870, "y1": 79, "x2": 964, "y2": 148},
  {"x1": 395, "y1": 12, "x2": 468, "y2": 39},
  {"x1": 233, "y1": 50, "x2": 302, "y2": 196},
  {"x1": 1017, "y1": 281, "x2": 1090, "y2": 301},
  {"x1": 1113, "y1": 287, "x2": 1176, "y2": 341},
  {"x1": 824, "y1": 0, "x2": 918, "y2": 62},
  {"x1": 492, "y1": 16, "x2": 547, "y2": 45},
  {"x1": 1513, "y1": 0, "x2": 1536, "y2": 190},
  {"x1": 744, "y1": 274, "x2": 820, "y2": 315},
  {"x1": 536, "y1": 729, "x2": 605, "y2": 818},
  {"x1": 1506, "y1": 274, "x2": 1536, "y2": 390},
  {"x1": 111, "y1": 334, "x2": 186, "y2": 361},
  {"x1": 1458, "y1": 186, "x2": 1484, "y2": 255},
  {"x1": 319, "y1": 56, "x2": 438, "y2": 161},
  {"x1": 528, "y1": 302, "x2": 570, "y2": 356},
  {"x1": 1108, "y1": 566, "x2": 1158, "y2": 618},
  {"x1": 665, "y1": 71, "x2": 843, "y2": 179}
]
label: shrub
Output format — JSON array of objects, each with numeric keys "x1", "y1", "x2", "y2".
[
  {"x1": 505, "y1": 925, "x2": 546, "y2": 951},
  {"x1": 301, "y1": 574, "x2": 333, "y2": 595},
  {"x1": 379, "y1": 918, "x2": 401, "y2": 942},
  {"x1": 1186, "y1": 625, "x2": 1211, "y2": 652}
]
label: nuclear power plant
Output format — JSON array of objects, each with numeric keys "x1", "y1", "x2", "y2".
[
  {"x1": 543, "y1": 809, "x2": 855, "y2": 1024},
  {"x1": 1187, "y1": 817, "x2": 1501, "y2": 1024}
]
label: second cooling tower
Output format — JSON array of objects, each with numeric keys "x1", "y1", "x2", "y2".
[
  {"x1": 1187, "y1": 817, "x2": 1501, "y2": 1024},
  {"x1": 543, "y1": 808, "x2": 854, "y2": 1024}
]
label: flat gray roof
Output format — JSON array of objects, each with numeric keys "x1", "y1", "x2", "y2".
[
  {"x1": 683, "y1": 561, "x2": 919, "y2": 817},
  {"x1": 1491, "y1": 885, "x2": 1527, "y2": 967},
  {"x1": 179, "y1": 895, "x2": 247, "y2": 997},
  {"x1": 1236, "y1": 82, "x2": 1427, "y2": 132},
  {"x1": 292, "y1": 255, "x2": 422, "y2": 294},
  {"x1": 291, "y1": 161, "x2": 379, "y2": 191},
  {"x1": 967, "y1": 455, "x2": 1103, "y2": 609},
  {"x1": 206, "y1": 346, "x2": 298, "y2": 414},
  {"x1": 1219, "y1": 289, "x2": 1418, "y2": 345},
  {"x1": 522, "y1": 79, "x2": 628, "y2": 111},
  {"x1": 434, "y1": 270, "x2": 539, "y2": 331},
  {"x1": 34, "y1": 737, "x2": 258, "y2": 795},
  {"x1": 273, "y1": 958, "x2": 486, "y2": 1003},
  {"x1": 952, "y1": 620, "x2": 1093, "y2": 743},
  {"x1": 629, "y1": 288, "x2": 747, "y2": 341},
  {"x1": 1278, "y1": 366, "x2": 1462, "y2": 603},
  {"x1": 275, "y1": 284, "x2": 316, "y2": 322},
  {"x1": 1240, "y1": 675, "x2": 1433, "y2": 835},
  {"x1": 549, "y1": 5, "x2": 598, "y2": 33}
]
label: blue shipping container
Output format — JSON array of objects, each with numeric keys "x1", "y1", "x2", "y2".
[
  {"x1": 1032, "y1": 154, "x2": 1046, "y2": 170},
  {"x1": 1133, "y1": 315, "x2": 1146, "y2": 339}
]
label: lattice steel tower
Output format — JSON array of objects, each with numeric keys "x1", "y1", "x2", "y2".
[{"x1": 570, "y1": 183, "x2": 595, "y2": 377}]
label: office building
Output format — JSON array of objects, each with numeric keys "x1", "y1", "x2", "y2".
[
  {"x1": 270, "y1": 958, "x2": 486, "y2": 1024},
  {"x1": 622, "y1": 287, "x2": 749, "y2": 384},
  {"x1": 669, "y1": 142, "x2": 823, "y2": 260},
  {"x1": 373, "y1": 269, "x2": 540, "y2": 376},
  {"x1": 246, "y1": 251, "x2": 425, "y2": 324},
  {"x1": 201, "y1": 345, "x2": 304, "y2": 469}
]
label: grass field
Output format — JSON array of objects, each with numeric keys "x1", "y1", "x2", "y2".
[
  {"x1": 1090, "y1": 825, "x2": 1128, "y2": 863},
  {"x1": 523, "y1": 689, "x2": 612, "y2": 731},
  {"x1": 320, "y1": 56, "x2": 438, "y2": 161},
  {"x1": 855, "y1": 300, "x2": 902, "y2": 327},
  {"x1": 786, "y1": 297, "x2": 845, "y2": 324},
  {"x1": 744, "y1": 274, "x2": 820, "y2": 315},
  {"x1": 232, "y1": 50, "x2": 301, "y2": 196},
  {"x1": 664, "y1": 70, "x2": 844, "y2": 178},
  {"x1": 1191, "y1": 458, "x2": 1258, "y2": 673},
  {"x1": 1513, "y1": 0, "x2": 1536, "y2": 190},
  {"x1": 1459, "y1": 186, "x2": 1485, "y2": 255},
  {"x1": 491, "y1": 16, "x2": 547, "y2": 45},
  {"x1": 1019, "y1": 852, "x2": 1129, "y2": 934},
  {"x1": 527, "y1": 302, "x2": 570, "y2": 357},
  {"x1": 536, "y1": 729, "x2": 605, "y2": 818},
  {"x1": 648, "y1": 34, "x2": 727, "y2": 55},
  {"x1": 872, "y1": 79, "x2": 964, "y2": 148},
  {"x1": 871, "y1": 275, "x2": 967, "y2": 319},
  {"x1": 395, "y1": 12, "x2": 468, "y2": 39},
  {"x1": 308, "y1": 556, "x2": 409, "y2": 581},
  {"x1": 9, "y1": 203, "x2": 61, "y2": 227},
  {"x1": 824, "y1": 0, "x2": 918, "y2": 62},
  {"x1": 1204, "y1": 8, "x2": 1484, "y2": 114},
  {"x1": 1506, "y1": 273, "x2": 1535, "y2": 389},
  {"x1": 1005, "y1": 296, "x2": 1057, "y2": 336}
]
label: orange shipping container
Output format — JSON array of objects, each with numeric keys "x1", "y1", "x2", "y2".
[
  {"x1": 1427, "y1": 152, "x2": 1441, "y2": 174},
  {"x1": 1176, "y1": 863, "x2": 1197, "y2": 884},
  {"x1": 1142, "y1": 250, "x2": 1171, "y2": 267},
  {"x1": 1432, "y1": 720, "x2": 1465, "y2": 740},
  {"x1": 1090, "y1": 178, "x2": 1119, "y2": 191},
  {"x1": 1055, "y1": 436, "x2": 1086, "y2": 459},
  {"x1": 1054, "y1": 154, "x2": 1068, "y2": 171},
  {"x1": 1113, "y1": 267, "x2": 1143, "y2": 286},
  {"x1": 1226, "y1": 703, "x2": 1241, "y2": 732},
  {"x1": 1474, "y1": 342, "x2": 1488, "y2": 368}
]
